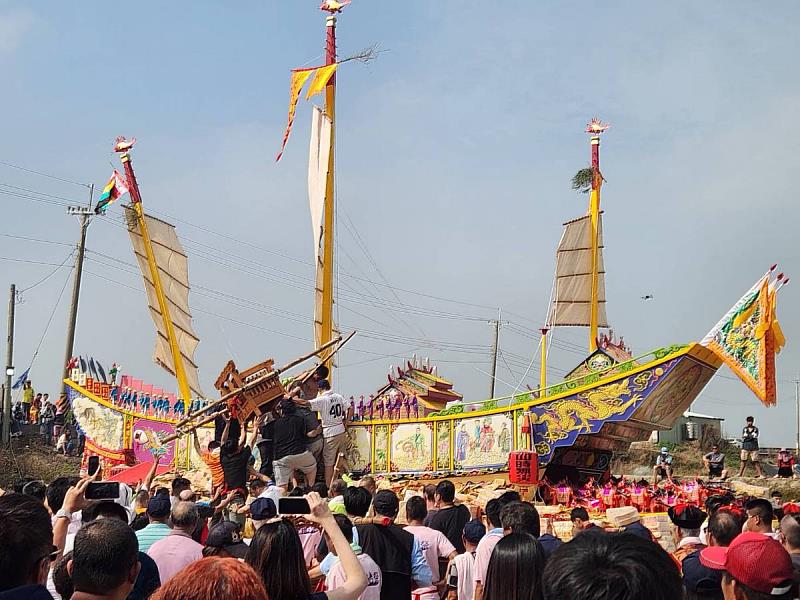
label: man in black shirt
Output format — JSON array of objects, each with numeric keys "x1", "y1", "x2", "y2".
[
  {"x1": 272, "y1": 399, "x2": 318, "y2": 490},
  {"x1": 428, "y1": 480, "x2": 471, "y2": 553},
  {"x1": 220, "y1": 416, "x2": 261, "y2": 525}
]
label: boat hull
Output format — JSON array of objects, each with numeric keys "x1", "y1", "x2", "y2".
[{"x1": 342, "y1": 343, "x2": 720, "y2": 479}]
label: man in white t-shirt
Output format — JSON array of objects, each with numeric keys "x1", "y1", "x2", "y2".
[
  {"x1": 446, "y1": 519, "x2": 485, "y2": 600},
  {"x1": 473, "y1": 498, "x2": 506, "y2": 600},
  {"x1": 404, "y1": 496, "x2": 457, "y2": 588},
  {"x1": 325, "y1": 514, "x2": 382, "y2": 600},
  {"x1": 304, "y1": 379, "x2": 351, "y2": 485}
]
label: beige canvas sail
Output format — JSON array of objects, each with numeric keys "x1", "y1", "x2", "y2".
[
  {"x1": 549, "y1": 213, "x2": 608, "y2": 327},
  {"x1": 125, "y1": 206, "x2": 204, "y2": 397},
  {"x1": 308, "y1": 106, "x2": 332, "y2": 347}
]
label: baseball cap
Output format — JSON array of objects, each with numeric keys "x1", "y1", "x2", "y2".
[
  {"x1": 463, "y1": 519, "x2": 486, "y2": 544},
  {"x1": 668, "y1": 504, "x2": 707, "y2": 529},
  {"x1": 146, "y1": 495, "x2": 171, "y2": 519},
  {"x1": 660, "y1": 447, "x2": 668, "y2": 453},
  {"x1": 700, "y1": 532, "x2": 793, "y2": 595},
  {"x1": 373, "y1": 490, "x2": 399, "y2": 518},
  {"x1": 250, "y1": 497, "x2": 277, "y2": 521},
  {"x1": 206, "y1": 521, "x2": 249, "y2": 559}
]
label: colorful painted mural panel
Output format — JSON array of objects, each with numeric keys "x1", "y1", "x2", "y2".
[
  {"x1": 436, "y1": 421, "x2": 452, "y2": 471},
  {"x1": 453, "y1": 412, "x2": 513, "y2": 470},
  {"x1": 346, "y1": 426, "x2": 372, "y2": 473},
  {"x1": 373, "y1": 425, "x2": 389, "y2": 473},
  {"x1": 132, "y1": 418, "x2": 176, "y2": 464},
  {"x1": 72, "y1": 395, "x2": 124, "y2": 450},
  {"x1": 390, "y1": 422, "x2": 433, "y2": 472}
]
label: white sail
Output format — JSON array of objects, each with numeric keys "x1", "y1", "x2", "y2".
[
  {"x1": 308, "y1": 106, "x2": 332, "y2": 347},
  {"x1": 125, "y1": 207, "x2": 204, "y2": 398},
  {"x1": 549, "y1": 213, "x2": 608, "y2": 327}
]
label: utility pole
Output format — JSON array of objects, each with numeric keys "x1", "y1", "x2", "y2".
[
  {"x1": 489, "y1": 310, "x2": 501, "y2": 398},
  {"x1": 3, "y1": 284, "x2": 16, "y2": 444},
  {"x1": 60, "y1": 185, "x2": 93, "y2": 399}
]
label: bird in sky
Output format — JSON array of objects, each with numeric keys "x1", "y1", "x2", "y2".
[{"x1": 641, "y1": 294, "x2": 654, "y2": 300}]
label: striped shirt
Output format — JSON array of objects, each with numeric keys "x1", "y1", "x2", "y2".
[{"x1": 136, "y1": 522, "x2": 172, "y2": 553}]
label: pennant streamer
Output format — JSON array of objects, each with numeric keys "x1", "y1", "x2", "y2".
[
  {"x1": 701, "y1": 271, "x2": 786, "y2": 406},
  {"x1": 276, "y1": 63, "x2": 338, "y2": 162},
  {"x1": 306, "y1": 63, "x2": 338, "y2": 99},
  {"x1": 95, "y1": 170, "x2": 130, "y2": 214},
  {"x1": 276, "y1": 68, "x2": 316, "y2": 162}
]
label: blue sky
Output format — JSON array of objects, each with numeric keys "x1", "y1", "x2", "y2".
[{"x1": 1, "y1": 1, "x2": 799, "y2": 445}]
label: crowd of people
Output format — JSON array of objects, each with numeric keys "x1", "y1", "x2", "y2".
[
  {"x1": 5, "y1": 379, "x2": 81, "y2": 456},
  {"x1": 5, "y1": 465, "x2": 800, "y2": 600}
]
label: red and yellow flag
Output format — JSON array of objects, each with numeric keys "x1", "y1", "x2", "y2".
[{"x1": 276, "y1": 63, "x2": 339, "y2": 162}]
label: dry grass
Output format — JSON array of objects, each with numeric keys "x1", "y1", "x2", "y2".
[{"x1": 0, "y1": 427, "x2": 81, "y2": 488}]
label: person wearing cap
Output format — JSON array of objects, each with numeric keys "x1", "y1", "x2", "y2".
[
  {"x1": 775, "y1": 449, "x2": 797, "y2": 479},
  {"x1": 136, "y1": 495, "x2": 173, "y2": 553},
  {"x1": 356, "y1": 490, "x2": 432, "y2": 600},
  {"x1": 704, "y1": 445, "x2": 729, "y2": 480},
  {"x1": 669, "y1": 504, "x2": 708, "y2": 563},
  {"x1": 248, "y1": 497, "x2": 277, "y2": 532},
  {"x1": 738, "y1": 416, "x2": 764, "y2": 478},
  {"x1": 445, "y1": 520, "x2": 484, "y2": 600},
  {"x1": 653, "y1": 447, "x2": 674, "y2": 484},
  {"x1": 607, "y1": 506, "x2": 654, "y2": 541},
  {"x1": 204, "y1": 521, "x2": 250, "y2": 559},
  {"x1": 700, "y1": 531, "x2": 794, "y2": 599}
]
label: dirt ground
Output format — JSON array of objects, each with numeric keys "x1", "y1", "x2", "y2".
[{"x1": 0, "y1": 425, "x2": 81, "y2": 489}]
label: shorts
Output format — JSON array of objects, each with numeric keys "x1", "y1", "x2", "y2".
[
  {"x1": 740, "y1": 449, "x2": 760, "y2": 462},
  {"x1": 709, "y1": 464, "x2": 724, "y2": 476},
  {"x1": 778, "y1": 466, "x2": 793, "y2": 478},
  {"x1": 273, "y1": 450, "x2": 317, "y2": 487},
  {"x1": 323, "y1": 432, "x2": 349, "y2": 470}
]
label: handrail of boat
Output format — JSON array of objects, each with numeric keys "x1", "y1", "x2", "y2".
[{"x1": 427, "y1": 343, "x2": 689, "y2": 416}]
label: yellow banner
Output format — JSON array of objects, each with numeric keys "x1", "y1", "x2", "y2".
[
  {"x1": 306, "y1": 63, "x2": 338, "y2": 100},
  {"x1": 276, "y1": 68, "x2": 315, "y2": 162}
]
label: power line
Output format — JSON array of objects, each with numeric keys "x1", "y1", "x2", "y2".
[{"x1": 0, "y1": 160, "x2": 89, "y2": 188}]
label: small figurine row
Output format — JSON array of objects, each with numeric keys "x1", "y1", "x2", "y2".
[
  {"x1": 109, "y1": 386, "x2": 209, "y2": 419},
  {"x1": 347, "y1": 393, "x2": 420, "y2": 421}
]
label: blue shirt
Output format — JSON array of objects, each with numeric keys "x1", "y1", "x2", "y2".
[
  {"x1": 410, "y1": 537, "x2": 433, "y2": 586},
  {"x1": 136, "y1": 522, "x2": 171, "y2": 553}
]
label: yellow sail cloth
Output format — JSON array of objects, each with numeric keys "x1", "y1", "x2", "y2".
[
  {"x1": 276, "y1": 63, "x2": 338, "y2": 162},
  {"x1": 124, "y1": 207, "x2": 204, "y2": 398},
  {"x1": 549, "y1": 214, "x2": 608, "y2": 327},
  {"x1": 306, "y1": 63, "x2": 338, "y2": 100},
  {"x1": 308, "y1": 106, "x2": 333, "y2": 346}
]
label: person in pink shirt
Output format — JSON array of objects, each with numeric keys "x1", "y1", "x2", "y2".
[
  {"x1": 404, "y1": 496, "x2": 458, "y2": 596},
  {"x1": 147, "y1": 501, "x2": 204, "y2": 584},
  {"x1": 472, "y1": 497, "x2": 507, "y2": 600},
  {"x1": 325, "y1": 514, "x2": 382, "y2": 600}
]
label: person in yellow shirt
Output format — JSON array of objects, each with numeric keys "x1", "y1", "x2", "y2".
[{"x1": 21, "y1": 380, "x2": 34, "y2": 423}]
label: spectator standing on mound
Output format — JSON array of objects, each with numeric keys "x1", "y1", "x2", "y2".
[{"x1": 738, "y1": 416, "x2": 764, "y2": 478}]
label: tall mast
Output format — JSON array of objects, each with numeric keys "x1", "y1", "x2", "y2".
[
  {"x1": 319, "y1": 13, "x2": 337, "y2": 363},
  {"x1": 117, "y1": 141, "x2": 192, "y2": 403},
  {"x1": 586, "y1": 118, "x2": 608, "y2": 352}
]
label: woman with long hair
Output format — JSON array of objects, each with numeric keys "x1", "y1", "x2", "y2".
[
  {"x1": 483, "y1": 533, "x2": 546, "y2": 600},
  {"x1": 151, "y1": 557, "x2": 267, "y2": 600},
  {"x1": 245, "y1": 492, "x2": 366, "y2": 600}
]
